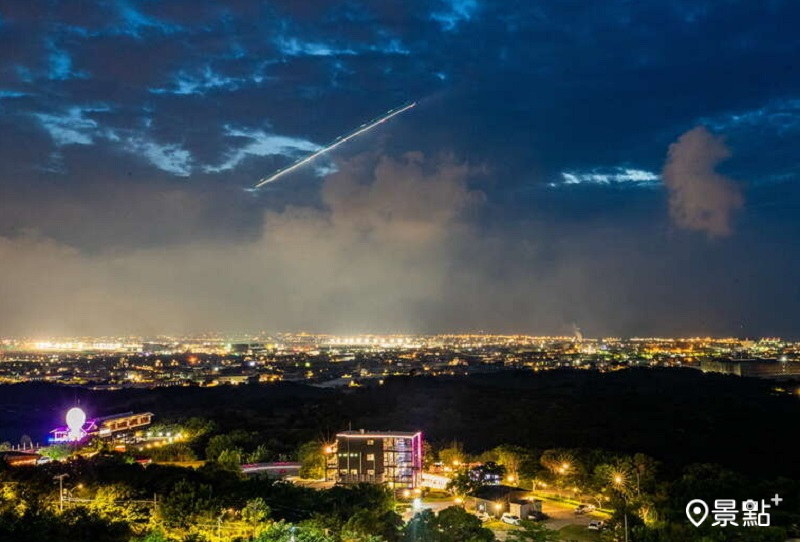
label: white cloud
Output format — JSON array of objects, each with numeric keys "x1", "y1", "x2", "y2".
[
  {"x1": 277, "y1": 37, "x2": 356, "y2": 57},
  {"x1": 149, "y1": 67, "x2": 255, "y2": 96},
  {"x1": 205, "y1": 127, "x2": 320, "y2": 173},
  {"x1": 551, "y1": 167, "x2": 660, "y2": 187},
  {"x1": 699, "y1": 98, "x2": 800, "y2": 135},
  {"x1": 432, "y1": 0, "x2": 479, "y2": 31},
  {"x1": 34, "y1": 106, "x2": 192, "y2": 175},
  {"x1": 276, "y1": 36, "x2": 408, "y2": 57},
  {"x1": 34, "y1": 107, "x2": 102, "y2": 146},
  {"x1": 122, "y1": 137, "x2": 192, "y2": 176}
]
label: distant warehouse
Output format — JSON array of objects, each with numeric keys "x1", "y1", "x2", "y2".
[
  {"x1": 327, "y1": 430, "x2": 423, "y2": 489},
  {"x1": 700, "y1": 358, "x2": 800, "y2": 379}
]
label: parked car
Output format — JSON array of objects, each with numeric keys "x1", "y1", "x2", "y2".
[
  {"x1": 501, "y1": 513, "x2": 521, "y2": 526},
  {"x1": 588, "y1": 520, "x2": 605, "y2": 531},
  {"x1": 527, "y1": 510, "x2": 549, "y2": 521},
  {"x1": 574, "y1": 504, "x2": 596, "y2": 515}
]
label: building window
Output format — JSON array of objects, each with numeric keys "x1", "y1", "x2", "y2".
[
  {"x1": 367, "y1": 439, "x2": 374, "y2": 445},
  {"x1": 351, "y1": 469, "x2": 358, "y2": 475},
  {"x1": 367, "y1": 454, "x2": 375, "y2": 461},
  {"x1": 367, "y1": 469, "x2": 375, "y2": 475},
  {"x1": 340, "y1": 469, "x2": 347, "y2": 474}
]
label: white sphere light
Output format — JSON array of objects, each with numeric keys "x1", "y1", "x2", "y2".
[{"x1": 66, "y1": 407, "x2": 86, "y2": 439}]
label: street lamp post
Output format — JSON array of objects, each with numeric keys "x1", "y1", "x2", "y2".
[
  {"x1": 53, "y1": 473, "x2": 68, "y2": 513},
  {"x1": 612, "y1": 474, "x2": 629, "y2": 542},
  {"x1": 556, "y1": 462, "x2": 570, "y2": 498}
]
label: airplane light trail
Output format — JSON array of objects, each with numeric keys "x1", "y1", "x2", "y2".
[{"x1": 254, "y1": 101, "x2": 416, "y2": 189}]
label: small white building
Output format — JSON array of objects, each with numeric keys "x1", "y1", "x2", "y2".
[{"x1": 421, "y1": 472, "x2": 451, "y2": 490}]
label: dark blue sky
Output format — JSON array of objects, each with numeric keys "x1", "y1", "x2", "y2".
[{"x1": 1, "y1": 0, "x2": 799, "y2": 337}]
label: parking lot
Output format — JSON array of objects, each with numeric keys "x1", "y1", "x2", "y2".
[{"x1": 400, "y1": 494, "x2": 607, "y2": 541}]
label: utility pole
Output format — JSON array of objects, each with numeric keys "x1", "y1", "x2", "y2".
[
  {"x1": 53, "y1": 473, "x2": 69, "y2": 512},
  {"x1": 620, "y1": 492, "x2": 630, "y2": 542}
]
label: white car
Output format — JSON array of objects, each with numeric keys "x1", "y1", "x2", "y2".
[
  {"x1": 574, "y1": 504, "x2": 596, "y2": 515},
  {"x1": 501, "y1": 513, "x2": 521, "y2": 526},
  {"x1": 588, "y1": 520, "x2": 605, "y2": 531}
]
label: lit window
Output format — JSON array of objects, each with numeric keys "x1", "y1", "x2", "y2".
[
  {"x1": 367, "y1": 469, "x2": 375, "y2": 475},
  {"x1": 351, "y1": 469, "x2": 358, "y2": 475},
  {"x1": 367, "y1": 439, "x2": 374, "y2": 445},
  {"x1": 367, "y1": 454, "x2": 375, "y2": 461}
]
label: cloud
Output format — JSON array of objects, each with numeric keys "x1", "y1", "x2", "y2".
[
  {"x1": 35, "y1": 107, "x2": 102, "y2": 145},
  {"x1": 0, "y1": 152, "x2": 483, "y2": 335},
  {"x1": 662, "y1": 126, "x2": 744, "y2": 237},
  {"x1": 276, "y1": 37, "x2": 357, "y2": 57},
  {"x1": 552, "y1": 167, "x2": 660, "y2": 187},
  {"x1": 149, "y1": 67, "x2": 249, "y2": 95},
  {"x1": 121, "y1": 136, "x2": 192, "y2": 176},
  {"x1": 204, "y1": 127, "x2": 320, "y2": 173},
  {"x1": 431, "y1": 0, "x2": 479, "y2": 31}
]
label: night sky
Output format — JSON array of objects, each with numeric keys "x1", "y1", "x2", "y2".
[{"x1": 1, "y1": 1, "x2": 800, "y2": 337}]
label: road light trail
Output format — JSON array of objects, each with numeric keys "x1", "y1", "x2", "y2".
[{"x1": 253, "y1": 101, "x2": 416, "y2": 189}]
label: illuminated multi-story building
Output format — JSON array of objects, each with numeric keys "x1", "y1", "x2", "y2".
[{"x1": 329, "y1": 430, "x2": 423, "y2": 489}]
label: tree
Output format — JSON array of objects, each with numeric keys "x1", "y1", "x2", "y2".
[
  {"x1": 505, "y1": 521, "x2": 560, "y2": 542},
  {"x1": 629, "y1": 453, "x2": 659, "y2": 496},
  {"x1": 88, "y1": 484, "x2": 148, "y2": 526},
  {"x1": 298, "y1": 441, "x2": 326, "y2": 480},
  {"x1": 402, "y1": 509, "x2": 440, "y2": 542},
  {"x1": 435, "y1": 506, "x2": 494, "y2": 542},
  {"x1": 493, "y1": 446, "x2": 527, "y2": 483},
  {"x1": 157, "y1": 479, "x2": 213, "y2": 528},
  {"x1": 243, "y1": 497, "x2": 271, "y2": 537},
  {"x1": 39, "y1": 444, "x2": 72, "y2": 461},
  {"x1": 256, "y1": 521, "x2": 334, "y2": 542},
  {"x1": 446, "y1": 471, "x2": 482, "y2": 498},
  {"x1": 217, "y1": 448, "x2": 243, "y2": 474},
  {"x1": 403, "y1": 507, "x2": 494, "y2": 542},
  {"x1": 248, "y1": 444, "x2": 273, "y2": 463},
  {"x1": 343, "y1": 508, "x2": 403, "y2": 542},
  {"x1": 540, "y1": 450, "x2": 578, "y2": 497},
  {"x1": 422, "y1": 442, "x2": 435, "y2": 470},
  {"x1": 131, "y1": 530, "x2": 170, "y2": 542},
  {"x1": 439, "y1": 442, "x2": 466, "y2": 467},
  {"x1": 183, "y1": 417, "x2": 216, "y2": 439},
  {"x1": 205, "y1": 434, "x2": 238, "y2": 462},
  {"x1": 146, "y1": 442, "x2": 197, "y2": 463}
]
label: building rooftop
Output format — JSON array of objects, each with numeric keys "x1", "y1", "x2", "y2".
[
  {"x1": 472, "y1": 485, "x2": 529, "y2": 501},
  {"x1": 337, "y1": 430, "x2": 421, "y2": 438}
]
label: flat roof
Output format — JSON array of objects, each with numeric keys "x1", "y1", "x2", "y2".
[
  {"x1": 97, "y1": 411, "x2": 154, "y2": 422},
  {"x1": 337, "y1": 430, "x2": 421, "y2": 438}
]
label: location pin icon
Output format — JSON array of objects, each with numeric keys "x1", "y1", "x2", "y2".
[{"x1": 686, "y1": 499, "x2": 709, "y2": 527}]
